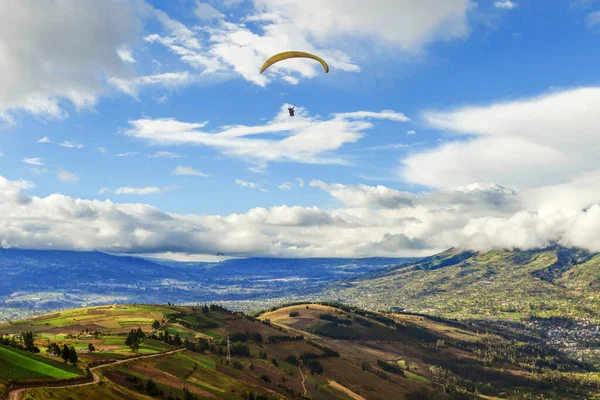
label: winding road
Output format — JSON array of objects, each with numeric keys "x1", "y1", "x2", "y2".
[{"x1": 8, "y1": 348, "x2": 185, "y2": 400}]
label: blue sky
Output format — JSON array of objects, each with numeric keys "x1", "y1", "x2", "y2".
[{"x1": 2, "y1": 0, "x2": 600, "y2": 258}]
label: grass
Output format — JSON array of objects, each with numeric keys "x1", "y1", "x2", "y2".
[
  {"x1": 403, "y1": 370, "x2": 430, "y2": 383},
  {"x1": 0, "y1": 346, "x2": 81, "y2": 380}
]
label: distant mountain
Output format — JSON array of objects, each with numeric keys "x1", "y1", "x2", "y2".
[
  {"x1": 0, "y1": 249, "x2": 413, "y2": 320},
  {"x1": 332, "y1": 245, "x2": 600, "y2": 320}
]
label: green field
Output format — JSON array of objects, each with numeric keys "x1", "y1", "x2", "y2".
[{"x1": 0, "y1": 346, "x2": 81, "y2": 380}]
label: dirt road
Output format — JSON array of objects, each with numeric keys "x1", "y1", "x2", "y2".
[{"x1": 8, "y1": 348, "x2": 185, "y2": 400}]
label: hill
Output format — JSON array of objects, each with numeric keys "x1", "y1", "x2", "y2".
[
  {"x1": 0, "y1": 249, "x2": 411, "y2": 320},
  {"x1": 329, "y1": 246, "x2": 600, "y2": 363},
  {"x1": 1, "y1": 303, "x2": 600, "y2": 399}
]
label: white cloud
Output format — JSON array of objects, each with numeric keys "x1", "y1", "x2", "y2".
[
  {"x1": 402, "y1": 87, "x2": 600, "y2": 189},
  {"x1": 587, "y1": 11, "x2": 600, "y2": 29},
  {"x1": 1, "y1": 170, "x2": 600, "y2": 257},
  {"x1": 109, "y1": 72, "x2": 192, "y2": 98},
  {"x1": 97, "y1": 147, "x2": 108, "y2": 154},
  {"x1": 113, "y1": 186, "x2": 175, "y2": 195},
  {"x1": 57, "y1": 170, "x2": 80, "y2": 184},
  {"x1": 37, "y1": 137, "x2": 52, "y2": 144},
  {"x1": 296, "y1": 178, "x2": 305, "y2": 187},
  {"x1": 117, "y1": 46, "x2": 136, "y2": 63},
  {"x1": 143, "y1": 0, "x2": 470, "y2": 87},
  {"x1": 195, "y1": 1, "x2": 224, "y2": 21},
  {"x1": 174, "y1": 165, "x2": 208, "y2": 177},
  {"x1": 311, "y1": 180, "x2": 415, "y2": 208},
  {"x1": 124, "y1": 105, "x2": 408, "y2": 167},
  {"x1": 23, "y1": 158, "x2": 44, "y2": 166},
  {"x1": 278, "y1": 182, "x2": 293, "y2": 190},
  {"x1": 0, "y1": 0, "x2": 143, "y2": 121},
  {"x1": 494, "y1": 0, "x2": 517, "y2": 9},
  {"x1": 149, "y1": 151, "x2": 183, "y2": 158},
  {"x1": 236, "y1": 179, "x2": 260, "y2": 189},
  {"x1": 407, "y1": 130, "x2": 416, "y2": 135},
  {"x1": 116, "y1": 152, "x2": 138, "y2": 157},
  {"x1": 60, "y1": 141, "x2": 84, "y2": 149}
]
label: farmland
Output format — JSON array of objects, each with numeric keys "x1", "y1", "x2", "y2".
[{"x1": 2, "y1": 302, "x2": 599, "y2": 399}]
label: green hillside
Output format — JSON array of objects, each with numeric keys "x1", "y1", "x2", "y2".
[{"x1": 333, "y1": 246, "x2": 600, "y2": 320}]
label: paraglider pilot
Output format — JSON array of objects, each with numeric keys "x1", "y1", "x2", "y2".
[{"x1": 288, "y1": 106, "x2": 295, "y2": 117}]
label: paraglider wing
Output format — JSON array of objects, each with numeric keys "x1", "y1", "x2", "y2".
[
  {"x1": 260, "y1": 51, "x2": 329, "y2": 74},
  {"x1": 216, "y1": 252, "x2": 224, "y2": 256}
]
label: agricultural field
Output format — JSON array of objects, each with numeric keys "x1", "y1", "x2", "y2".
[
  {"x1": 0, "y1": 346, "x2": 82, "y2": 380},
  {"x1": 2, "y1": 302, "x2": 600, "y2": 399}
]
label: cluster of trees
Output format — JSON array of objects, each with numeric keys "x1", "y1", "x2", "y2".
[
  {"x1": 306, "y1": 341, "x2": 340, "y2": 357},
  {"x1": 46, "y1": 343, "x2": 78, "y2": 365},
  {"x1": 299, "y1": 352, "x2": 324, "y2": 374},
  {"x1": 267, "y1": 334, "x2": 303, "y2": 344},
  {"x1": 377, "y1": 359, "x2": 405, "y2": 376},
  {"x1": 229, "y1": 331, "x2": 263, "y2": 343},
  {"x1": 125, "y1": 327, "x2": 145, "y2": 351},
  {"x1": 319, "y1": 314, "x2": 352, "y2": 325},
  {"x1": 0, "y1": 331, "x2": 40, "y2": 353},
  {"x1": 288, "y1": 311, "x2": 299, "y2": 317},
  {"x1": 361, "y1": 361, "x2": 388, "y2": 380},
  {"x1": 154, "y1": 330, "x2": 182, "y2": 347},
  {"x1": 181, "y1": 337, "x2": 210, "y2": 354},
  {"x1": 241, "y1": 391, "x2": 277, "y2": 400}
]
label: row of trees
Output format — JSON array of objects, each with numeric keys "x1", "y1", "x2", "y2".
[
  {"x1": 46, "y1": 342, "x2": 79, "y2": 365},
  {"x1": 0, "y1": 331, "x2": 40, "y2": 353}
]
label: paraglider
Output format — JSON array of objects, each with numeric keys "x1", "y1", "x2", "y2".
[
  {"x1": 260, "y1": 51, "x2": 329, "y2": 74},
  {"x1": 260, "y1": 51, "x2": 329, "y2": 117},
  {"x1": 216, "y1": 253, "x2": 224, "y2": 257}
]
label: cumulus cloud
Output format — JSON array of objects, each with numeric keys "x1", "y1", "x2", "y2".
[
  {"x1": 2, "y1": 172, "x2": 600, "y2": 257},
  {"x1": 174, "y1": 165, "x2": 208, "y2": 176},
  {"x1": 407, "y1": 130, "x2": 416, "y2": 135},
  {"x1": 402, "y1": 87, "x2": 600, "y2": 189},
  {"x1": 124, "y1": 105, "x2": 407, "y2": 167},
  {"x1": 116, "y1": 152, "x2": 138, "y2": 157},
  {"x1": 0, "y1": 0, "x2": 143, "y2": 121},
  {"x1": 57, "y1": 170, "x2": 80, "y2": 184},
  {"x1": 23, "y1": 158, "x2": 44, "y2": 166},
  {"x1": 279, "y1": 182, "x2": 294, "y2": 190},
  {"x1": 296, "y1": 178, "x2": 305, "y2": 187},
  {"x1": 37, "y1": 137, "x2": 52, "y2": 144}
]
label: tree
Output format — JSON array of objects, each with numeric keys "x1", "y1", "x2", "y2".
[
  {"x1": 152, "y1": 320, "x2": 160, "y2": 330},
  {"x1": 88, "y1": 343, "x2": 95, "y2": 352},
  {"x1": 174, "y1": 332, "x2": 182, "y2": 346},
  {"x1": 61, "y1": 344, "x2": 70, "y2": 364},
  {"x1": 69, "y1": 346, "x2": 78, "y2": 366},
  {"x1": 23, "y1": 331, "x2": 35, "y2": 352}
]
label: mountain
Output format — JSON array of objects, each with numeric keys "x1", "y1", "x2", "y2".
[
  {"x1": 0, "y1": 249, "x2": 412, "y2": 320},
  {"x1": 1, "y1": 303, "x2": 598, "y2": 399},
  {"x1": 330, "y1": 245, "x2": 600, "y2": 364}
]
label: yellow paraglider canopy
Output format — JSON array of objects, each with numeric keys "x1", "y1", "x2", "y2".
[{"x1": 260, "y1": 51, "x2": 329, "y2": 74}]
